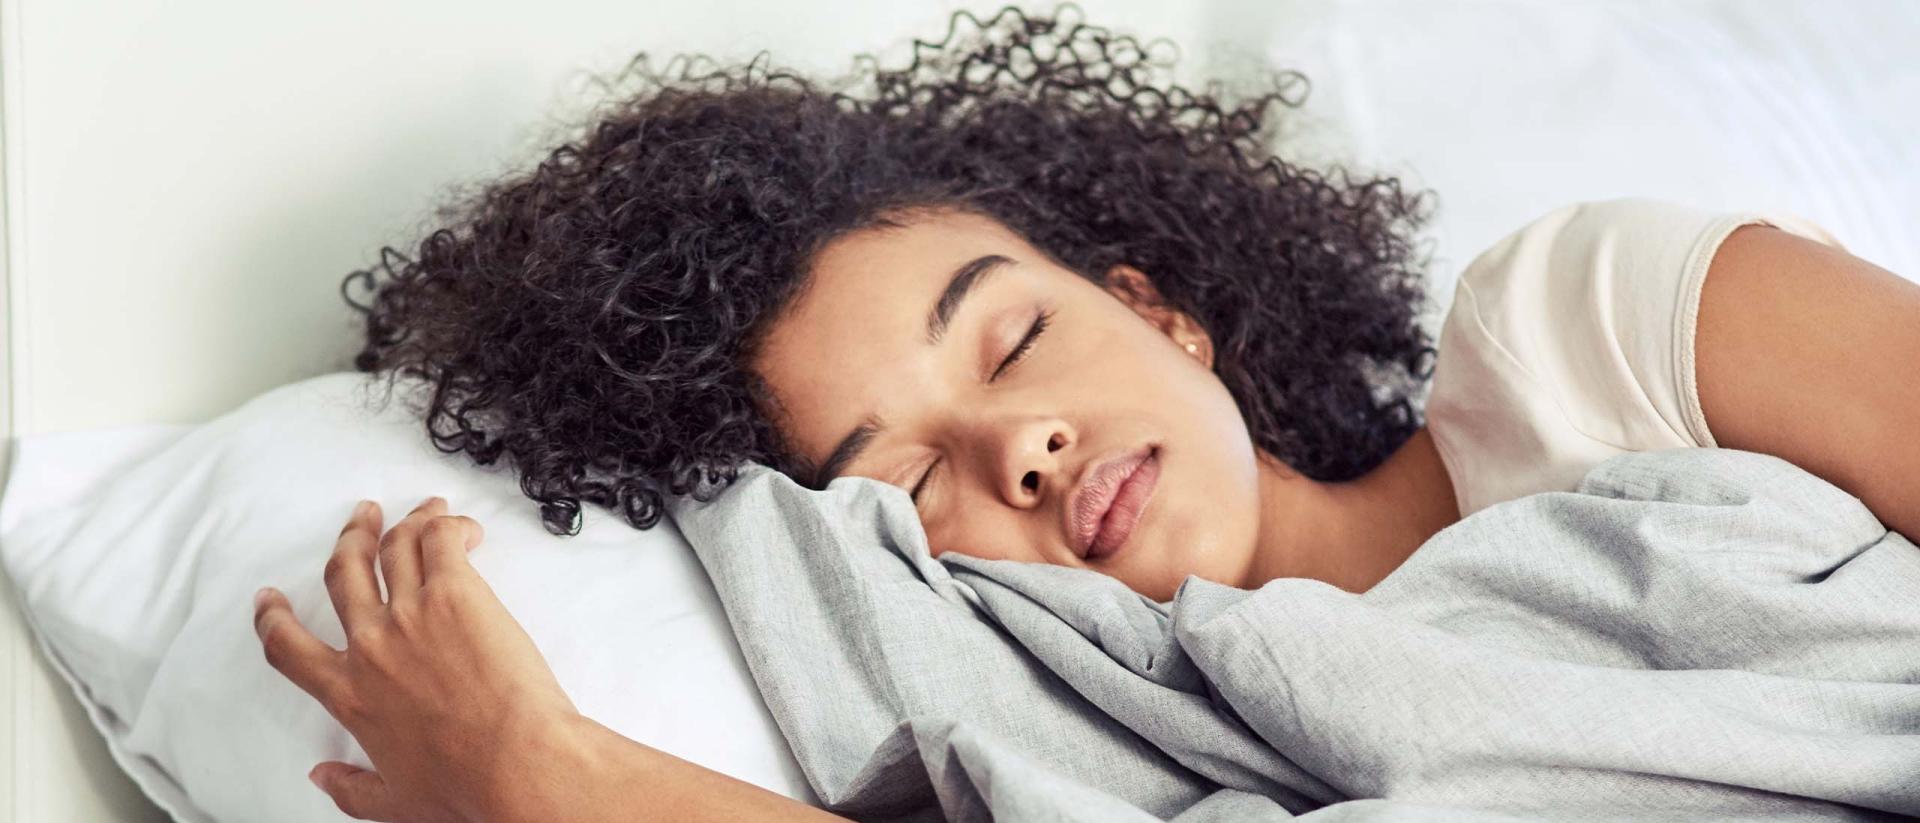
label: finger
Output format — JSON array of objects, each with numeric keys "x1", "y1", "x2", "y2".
[
  {"x1": 378, "y1": 496, "x2": 446, "y2": 600},
  {"x1": 328, "y1": 500, "x2": 386, "y2": 633},
  {"x1": 420, "y1": 515, "x2": 485, "y2": 580},
  {"x1": 254, "y1": 587, "x2": 348, "y2": 708},
  {"x1": 341, "y1": 498, "x2": 384, "y2": 542},
  {"x1": 309, "y1": 762, "x2": 395, "y2": 822}
]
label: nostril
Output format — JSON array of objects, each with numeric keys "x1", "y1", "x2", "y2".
[
  {"x1": 1022, "y1": 470, "x2": 1040, "y2": 492},
  {"x1": 1047, "y1": 432, "x2": 1065, "y2": 452}
]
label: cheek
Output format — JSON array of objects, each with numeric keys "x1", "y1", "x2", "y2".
[
  {"x1": 1136, "y1": 352, "x2": 1265, "y2": 590},
  {"x1": 922, "y1": 506, "x2": 1040, "y2": 564}
]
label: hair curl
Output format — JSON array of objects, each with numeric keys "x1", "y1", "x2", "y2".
[{"x1": 343, "y1": 4, "x2": 1438, "y2": 536}]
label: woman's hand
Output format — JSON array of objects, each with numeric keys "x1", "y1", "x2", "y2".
[{"x1": 252, "y1": 496, "x2": 582, "y2": 822}]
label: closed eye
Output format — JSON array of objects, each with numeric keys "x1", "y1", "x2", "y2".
[
  {"x1": 990, "y1": 308, "x2": 1053, "y2": 382},
  {"x1": 910, "y1": 457, "x2": 938, "y2": 504}
]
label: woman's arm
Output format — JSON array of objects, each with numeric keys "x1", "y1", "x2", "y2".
[
  {"x1": 253, "y1": 497, "x2": 847, "y2": 822},
  {"x1": 505, "y1": 713, "x2": 846, "y2": 823},
  {"x1": 1696, "y1": 224, "x2": 1920, "y2": 539}
]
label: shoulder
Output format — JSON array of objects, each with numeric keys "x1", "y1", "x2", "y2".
[
  {"x1": 1453, "y1": 198, "x2": 1742, "y2": 320},
  {"x1": 1426, "y1": 197, "x2": 1844, "y2": 515},
  {"x1": 1451, "y1": 197, "x2": 1844, "y2": 320},
  {"x1": 1432, "y1": 197, "x2": 1733, "y2": 447},
  {"x1": 1438, "y1": 196, "x2": 1843, "y2": 402}
]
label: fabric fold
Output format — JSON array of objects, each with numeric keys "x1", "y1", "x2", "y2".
[{"x1": 672, "y1": 448, "x2": 1920, "y2": 821}]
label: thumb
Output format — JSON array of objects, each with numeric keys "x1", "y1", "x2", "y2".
[{"x1": 310, "y1": 761, "x2": 394, "y2": 821}]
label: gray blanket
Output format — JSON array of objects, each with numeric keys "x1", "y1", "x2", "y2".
[{"x1": 668, "y1": 448, "x2": 1920, "y2": 821}]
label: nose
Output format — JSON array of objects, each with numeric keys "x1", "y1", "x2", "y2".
[{"x1": 988, "y1": 416, "x2": 1072, "y2": 508}]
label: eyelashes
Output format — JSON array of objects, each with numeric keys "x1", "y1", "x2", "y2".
[
  {"x1": 990, "y1": 308, "x2": 1053, "y2": 382},
  {"x1": 912, "y1": 307, "x2": 1055, "y2": 505},
  {"x1": 910, "y1": 457, "x2": 937, "y2": 503}
]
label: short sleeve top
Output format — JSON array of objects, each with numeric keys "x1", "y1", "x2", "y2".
[{"x1": 1425, "y1": 197, "x2": 1847, "y2": 517}]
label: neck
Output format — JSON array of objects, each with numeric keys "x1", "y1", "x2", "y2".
[{"x1": 1242, "y1": 426, "x2": 1460, "y2": 594}]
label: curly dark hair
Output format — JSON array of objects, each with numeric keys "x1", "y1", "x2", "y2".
[{"x1": 341, "y1": 4, "x2": 1438, "y2": 537}]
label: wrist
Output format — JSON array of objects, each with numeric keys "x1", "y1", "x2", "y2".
[
  {"x1": 479, "y1": 709, "x2": 614, "y2": 823},
  {"x1": 481, "y1": 709, "x2": 841, "y2": 823}
]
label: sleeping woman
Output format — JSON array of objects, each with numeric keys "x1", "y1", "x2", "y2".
[{"x1": 247, "y1": 7, "x2": 1920, "y2": 822}]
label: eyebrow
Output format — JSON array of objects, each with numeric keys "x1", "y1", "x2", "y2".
[
  {"x1": 812, "y1": 253, "x2": 1013, "y2": 487},
  {"x1": 927, "y1": 254, "x2": 1012, "y2": 345}
]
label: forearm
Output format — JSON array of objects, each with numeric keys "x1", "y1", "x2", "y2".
[{"x1": 489, "y1": 712, "x2": 849, "y2": 823}]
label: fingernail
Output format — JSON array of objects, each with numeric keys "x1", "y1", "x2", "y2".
[
  {"x1": 352, "y1": 500, "x2": 371, "y2": 519},
  {"x1": 253, "y1": 587, "x2": 272, "y2": 611},
  {"x1": 307, "y1": 766, "x2": 322, "y2": 789}
]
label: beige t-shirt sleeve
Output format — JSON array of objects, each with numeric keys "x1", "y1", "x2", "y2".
[{"x1": 1426, "y1": 197, "x2": 1846, "y2": 517}]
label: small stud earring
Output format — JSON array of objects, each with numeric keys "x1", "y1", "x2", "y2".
[{"x1": 1184, "y1": 342, "x2": 1199, "y2": 354}]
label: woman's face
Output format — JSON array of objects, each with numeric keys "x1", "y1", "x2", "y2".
[{"x1": 753, "y1": 207, "x2": 1265, "y2": 601}]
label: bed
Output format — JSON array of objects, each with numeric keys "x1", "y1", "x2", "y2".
[{"x1": 3, "y1": 1, "x2": 1915, "y2": 819}]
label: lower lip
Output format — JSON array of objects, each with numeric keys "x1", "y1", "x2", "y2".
[{"x1": 1088, "y1": 448, "x2": 1159, "y2": 560}]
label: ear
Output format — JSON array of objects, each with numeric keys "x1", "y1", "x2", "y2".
[{"x1": 1102, "y1": 264, "x2": 1214, "y2": 368}]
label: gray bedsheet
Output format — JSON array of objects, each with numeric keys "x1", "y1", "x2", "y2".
[{"x1": 668, "y1": 448, "x2": 1920, "y2": 821}]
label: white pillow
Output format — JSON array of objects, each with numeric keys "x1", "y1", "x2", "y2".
[{"x1": 0, "y1": 372, "x2": 815, "y2": 822}]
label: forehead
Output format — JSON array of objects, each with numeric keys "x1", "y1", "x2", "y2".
[
  {"x1": 752, "y1": 208, "x2": 1046, "y2": 466},
  {"x1": 812, "y1": 207, "x2": 1031, "y2": 288}
]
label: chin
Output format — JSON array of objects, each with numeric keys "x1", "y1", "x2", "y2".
[
  {"x1": 1165, "y1": 550, "x2": 1239, "y2": 599},
  {"x1": 1107, "y1": 543, "x2": 1212, "y2": 603},
  {"x1": 1108, "y1": 442, "x2": 1259, "y2": 600},
  {"x1": 1112, "y1": 563, "x2": 1184, "y2": 603},
  {"x1": 1138, "y1": 579, "x2": 1184, "y2": 603}
]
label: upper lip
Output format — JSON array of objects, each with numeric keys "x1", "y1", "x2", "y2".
[{"x1": 1065, "y1": 444, "x2": 1155, "y2": 559}]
